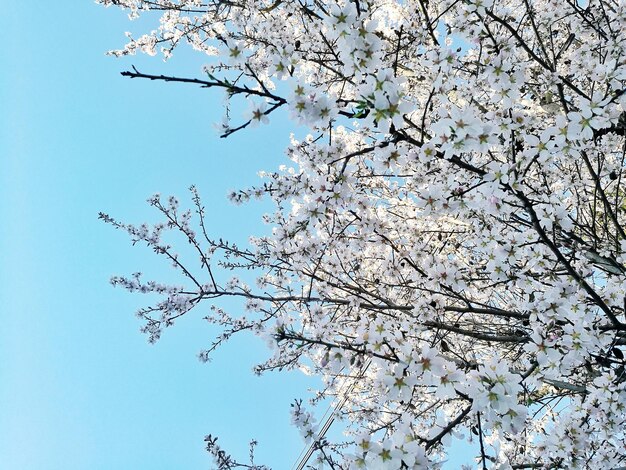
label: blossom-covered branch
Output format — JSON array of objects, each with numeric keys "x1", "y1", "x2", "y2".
[{"x1": 100, "y1": 0, "x2": 626, "y2": 467}]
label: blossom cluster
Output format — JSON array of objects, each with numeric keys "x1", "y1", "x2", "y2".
[{"x1": 100, "y1": 0, "x2": 626, "y2": 468}]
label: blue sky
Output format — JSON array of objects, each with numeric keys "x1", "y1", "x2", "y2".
[
  {"x1": 0, "y1": 2, "x2": 318, "y2": 469},
  {"x1": 0, "y1": 3, "x2": 477, "y2": 469}
]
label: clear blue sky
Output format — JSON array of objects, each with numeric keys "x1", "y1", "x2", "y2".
[
  {"x1": 0, "y1": 3, "x2": 317, "y2": 469},
  {"x1": 0, "y1": 3, "x2": 476, "y2": 469}
]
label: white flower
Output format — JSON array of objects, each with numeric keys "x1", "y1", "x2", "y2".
[
  {"x1": 245, "y1": 100, "x2": 270, "y2": 126},
  {"x1": 224, "y1": 39, "x2": 246, "y2": 65}
]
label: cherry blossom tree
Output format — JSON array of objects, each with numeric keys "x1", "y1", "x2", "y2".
[{"x1": 98, "y1": 0, "x2": 626, "y2": 467}]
